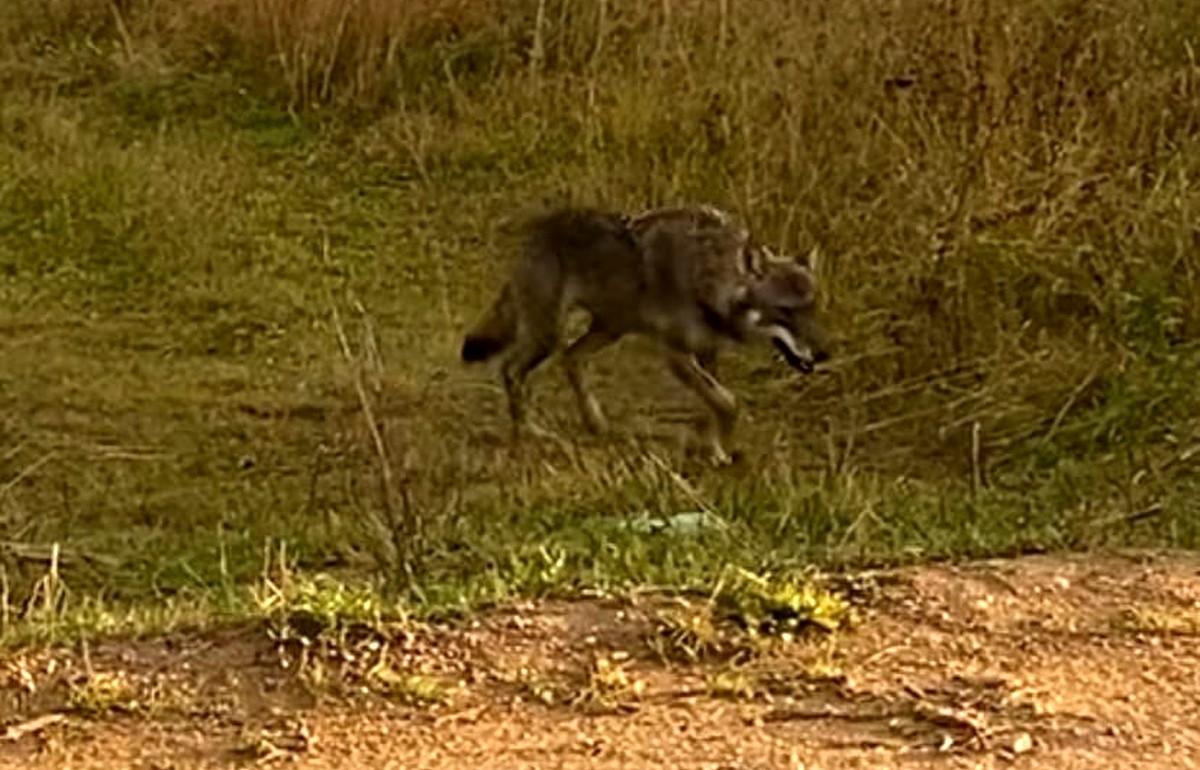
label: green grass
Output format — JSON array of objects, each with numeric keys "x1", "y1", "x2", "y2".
[{"x1": 1, "y1": 0, "x2": 1198, "y2": 646}]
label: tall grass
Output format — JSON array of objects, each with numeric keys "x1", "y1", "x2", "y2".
[{"x1": 1, "y1": 0, "x2": 1197, "y2": 633}]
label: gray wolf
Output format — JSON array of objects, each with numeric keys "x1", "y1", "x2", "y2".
[{"x1": 460, "y1": 204, "x2": 831, "y2": 463}]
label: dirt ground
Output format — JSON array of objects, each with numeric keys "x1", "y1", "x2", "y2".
[{"x1": 2, "y1": 550, "x2": 1199, "y2": 770}]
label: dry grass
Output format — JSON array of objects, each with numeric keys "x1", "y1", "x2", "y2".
[{"x1": 0, "y1": 0, "x2": 1197, "y2": 639}]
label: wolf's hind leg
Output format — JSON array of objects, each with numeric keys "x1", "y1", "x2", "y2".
[
  {"x1": 500, "y1": 335, "x2": 555, "y2": 444},
  {"x1": 562, "y1": 325, "x2": 621, "y2": 435}
]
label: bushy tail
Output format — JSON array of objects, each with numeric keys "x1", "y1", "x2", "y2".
[
  {"x1": 463, "y1": 206, "x2": 609, "y2": 363},
  {"x1": 461, "y1": 282, "x2": 517, "y2": 363}
]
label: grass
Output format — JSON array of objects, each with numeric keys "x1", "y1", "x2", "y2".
[
  {"x1": 1114, "y1": 606, "x2": 1200, "y2": 636},
  {"x1": 648, "y1": 567, "x2": 851, "y2": 664},
  {"x1": 2, "y1": 0, "x2": 1199, "y2": 646}
]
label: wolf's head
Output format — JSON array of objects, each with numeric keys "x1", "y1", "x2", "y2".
[{"x1": 737, "y1": 247, "x2": 831, "y2": 374}]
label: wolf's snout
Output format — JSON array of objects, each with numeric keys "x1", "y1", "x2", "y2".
[{"x1": 771, "y1": 337, "x2": 815, "y2": 373}]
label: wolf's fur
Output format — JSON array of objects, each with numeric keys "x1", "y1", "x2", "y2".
[{"x1": 461, "y1": 204, "x2": 830, "y2": 462}]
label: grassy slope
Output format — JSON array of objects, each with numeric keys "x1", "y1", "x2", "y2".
[{"x1": 1, "y1": 0, "x2": 1198, "y2": 641}]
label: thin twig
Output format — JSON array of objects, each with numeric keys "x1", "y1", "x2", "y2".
[
  {"x1": 332, "y1": 303, "x2": 402, "y2": 567},
  {"x1": 1090, "y1": 503, "x2": 1165, "y2": 530},
  {"x1": 970, "y1": 420, "x2": 983, "y2": 495},
  {"x1": 0, "y1": 541, "x2": 118, "y2": 568},
  {"x1": 2, "y1": 713, "x2": 68, "y2": 742},
  {"x1": 1041, "y1": 364, "x2": 1102, "y2": 446},
  {"x1": 1, "y1": 452, "x2": 58, "y2": 498},
  {"x1": 643, "y1": 451, "x2": 716, "y2": 517}
]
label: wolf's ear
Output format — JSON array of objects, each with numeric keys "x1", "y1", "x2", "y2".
[{"x1": 796, "y1": 245, "x2": 820, "y2": 272}]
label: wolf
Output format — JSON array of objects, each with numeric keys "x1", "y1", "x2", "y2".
[{"x1": 460, "y1": 204, "x2": 831, "y2": 463}]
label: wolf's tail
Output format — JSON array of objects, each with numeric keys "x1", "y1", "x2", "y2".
[
  {"x1": 461, "y1": 281, "x2": 517, "y2": 363},
  {"x1": 463, "y1": 206, "x2": 618, "y2": 363}
]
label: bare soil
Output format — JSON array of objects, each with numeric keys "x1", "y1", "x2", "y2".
[{"x1": 3, "y1": 551, "x2": 1199, "y2": 769}]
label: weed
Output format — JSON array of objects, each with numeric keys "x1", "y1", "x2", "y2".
[
  {"x1": 715, "y1": 568, "x2": 852, "y2": 640},
  {"x1": 649, "y1": 569, "x2": 849, "y2": 665},
  {"x1": 67, "y1": 670, "x2": 142, "y2": 716},
  {"x1": 365, "y1": 665, "x2": 453, "y2": 706},
  {"x1": 1114, "y1": 607, "x2": 1200, "y2": 636},
  {"x1": 650, "y1": 600, "x2": 734, "y2": 664},
  {"x1": 509, "y1": 666, "x2": 563, "y2": 707},
  {"x1": 566, "y1": 651, "x2": 645, "y2": 713},
  {"x1": 705, "y1": 668, "x2": 757, "y2": 700},
  {"x1": 258, "y1": 572, "x2": 391, "y2": 640}
]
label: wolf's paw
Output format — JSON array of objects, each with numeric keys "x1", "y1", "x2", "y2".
[
  {"x1": 709, "y1": 447, "x2": 749, "y2": 469},
  {"x1": 682, "y1": 440, "x2": 737, "y2": 469}
]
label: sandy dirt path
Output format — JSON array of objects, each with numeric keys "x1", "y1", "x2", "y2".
[{"x1": 3, "y1": 551, "x2": 1198, "y2": 769}]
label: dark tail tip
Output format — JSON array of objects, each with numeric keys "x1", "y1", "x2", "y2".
[{"x1": 461, "y1": 335, "x2": 504, "y2": 363}]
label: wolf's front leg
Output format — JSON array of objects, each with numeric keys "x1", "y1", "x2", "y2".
[{"x1": 666, "y1": 350, "x2": 738, "y2": 465}]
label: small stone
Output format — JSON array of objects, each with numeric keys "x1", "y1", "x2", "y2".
[{"x1": 1011, "y1": 732, "x2": 1034, "y2": 754}]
